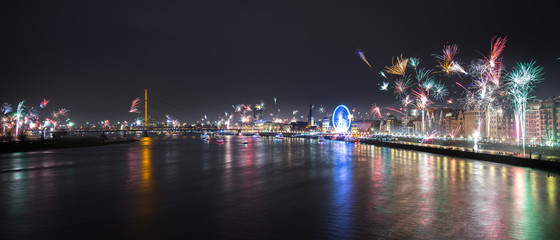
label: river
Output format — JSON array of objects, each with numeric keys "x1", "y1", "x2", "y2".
[{"x1": 1, "y1": 134, "x2": 558, "y2": 239}]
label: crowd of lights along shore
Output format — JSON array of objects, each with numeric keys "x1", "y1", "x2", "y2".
[{"x1": 0, "y1": 36, "x2": 553, "y2": 155}]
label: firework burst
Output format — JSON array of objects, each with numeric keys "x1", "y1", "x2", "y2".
[
  {"x1": 129, "y1": 98, "x2": 141, "y2": 113},
  {"x1": 356, "y1": 48, "x2": 372, "y2": 68},
  {"x1": 384, "y1": 55, "x2": 408, "y2": 76}
]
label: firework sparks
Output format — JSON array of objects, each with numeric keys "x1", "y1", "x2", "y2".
[
  {"x1": 318, "y1": 105, "x2": 325, "y2": 114},
  {"x1": 415, "y1": 68, "x2": 433, "y2": 82},
  {"x1": 129, "y1": 98, "x2": 141, "y2": 113},
  {"x1": 356, "y1": 48, "x2": 372, "y2": 68},
  {"x1": 384, "y1": 55, "x2": 408, "y2": 76},
  {"x1": 433, "y1": 81, "x2": 448, "y2": 100},
  {"x1": 40, "y1": 99, "x2": 50, "y2": 108},
  {"x1": 401, "y1": 95, "x2": 413, "y2": 107},
  {"x1": 1, "y1": 103, "x2": 12, "y2": 115},
  {"x1": 385, "y1": 107, "x2": 404, "y2": 116},
  {"x1": 57, "y1": 108, "x2": 70, "y2": 117},
  {"x1": 370, "y1": 104, "x2": 382, "y2": 118},
  {"x1": 506, "y1": 60, "x2": 544, "y2": 154},
  {"x1": 409, "y1": 57, "x2": 420, "y2": 68},
  {"x1": 447, "y1": 98, "x2": 453, "y2": 104},
  {"x1": 435, "y1": 44, "x2": 466, "y2": 75},
  {"x1": 393, "y1": 76, "x2": 412, "y2": 97},
  {"x1": 379, "y1": 71, "x2": 387, "y2": 79},
  {"x1": 380, "y1": 81, "x2": 389, "y2": 91}
]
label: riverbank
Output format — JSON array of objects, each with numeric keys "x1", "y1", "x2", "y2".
[
  {"x1": 0, "y1": 137, "x2": 139, "y2": 153},
  {"x1": 360, "y1": 139, "x2": 560, "y2": 173}
]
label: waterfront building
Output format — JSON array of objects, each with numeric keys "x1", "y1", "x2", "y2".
[{"x1": 307, "y1": 104, "x2": 314, "y2": 127}]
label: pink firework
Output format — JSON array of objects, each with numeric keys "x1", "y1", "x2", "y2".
[
  {"x1": 401, "y1": 95, "x2": 413, "y2": 107},
  {"x1": 129, "y1": 98, "x2": 141, "y2": 113},
  {"x1": 411, "y1": 87, "x2": 432, "y2": 110},
  {"x1": 485, "y1": 36, "x2": 507, "y2": 85},
  {"x1": 57, "y1": 108, "x2": 70, "y2": 117},
  {"x1": 369, "y1": 104, "x2": 382, "y2": 118},
  {"x1": 40, "y1": 99, "x2": 50, "y2": 108},
  {"x1": 447, "y1": 98, "x2": 453, "y2": 104},
  {"x1": 487, "y1": 36, "x2": 507, "y2": 68},
  {"x1": 393, "y1": 77, "x2": 412, "y2": 97},
  {"x1": 243, "y1": 104, "x2": 252, "y2": 113},
  {"x1": 435, "y1": 44, "x2": 459, "y2": 62},
  {"x1": 385, "y1": 107, "x2": 405, "y2": 116}
]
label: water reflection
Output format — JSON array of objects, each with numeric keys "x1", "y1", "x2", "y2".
[
  {"x1": 127, "y1": 137, "x2": 157, "y2": 238},
  {"x1": 0, "y1": 136, "x2": 559, "y2": 239}
]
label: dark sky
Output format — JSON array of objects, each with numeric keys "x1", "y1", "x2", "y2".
[{"x1": 1, "y1": 0, "x2": 559, "y2": 123}]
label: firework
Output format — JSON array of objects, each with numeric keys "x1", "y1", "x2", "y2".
[
  {"x1": 506, "y1": 60, "x2": 544, "y2": 154},
  {"x1": 273, "y1": 97, "x2": 277, "y2": 104},
  {"x1": 370, "y1": 104, "x2": 382, "y2": 118},
  {"x1": 40, "y1": 99, "x2": 50, "y2": 108},
  {"x1": 318, "y1": 105, "x2": 325, "y2": 114},
  {"x1": 129, "y1": 98, "x2": 141, "y2": 113},
  {"x1": 385, "y1": 107, "x2": 404, "y2": 116},
  {"x1": 411, "y1": 87, "x2": 432, "y2": 134},
  {"x1": 15, "y1": 101, "x2": 25, "y2": 136},
  {"x1": 379, "y1": 71, "x2": 387, "y2": 79},
  {"x1": 380, "y1": 81, "x2": 389, "y2": 91},
  {"x1": 57, "y1": 108, "x2": 70, "y2": 117},
  {"x1": 447, "y1": 98, "x2": 453, "y2": 104},
  {"x1": 401, "y1": 95, "x2": 413, "y2": 107},
  {"x1": 414, "y1": 68, "x2": 433, "y2": 82},
  {"x1": 393, "y1": 76, "x2": 412, "y2": 97},
  {"x1": 487, "y1": 36, "x2": 507, "y2": 68},
  {"x1": 433, "y1": 81, "x2": 448, "y2": 100},
  {"x1": 356, "y1": 48, "x2": 372, "y2": 68},
  {"x1": 435, "y1": 44, "x2": 466, "y2": 75},
  {"x1": 1, "y1": 103, "x2": 12, "y2": 115},
  {"x1": 384, "y1": 55, "x2": 408, "y2": 76},
  {"x1": 409, "y1": 57, "x2": 420, "y2": 68}
]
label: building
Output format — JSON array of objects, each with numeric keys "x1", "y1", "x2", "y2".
[
  {"x1": 526, "y1": 100, "x2": 541, "y2": 143},
  {"x1": 307, "y1": 104, "x2": 314, "y2": 127}
]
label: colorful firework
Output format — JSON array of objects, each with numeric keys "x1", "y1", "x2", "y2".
[
  {"x1": 385, "y1": 107, "x2": 404, "y2": 116},
  {"x1": 506, "y1": 60, "x2": 544, "y2": 155},
  {"x1": 409, "y1": 57, "x2": 420, "y2": 68},
  {"x1": 414, "y1": 68, "x2": 433, "y2": 82},
  {"x1": 435, "y1": 44, "x2": 466, "y2": 75},
  {"x1": 1, "y1": 103, "x2": 12, "y2": 115},
  {"x1": 356, "y1": 48, "x2": 372, "y2": 68},
  {"x1": 384, "y1": 55, "x2": 408, "y2": 76},
  {"x1": 433, "y1": 81, "x2": 448, "y2": 100},
  {"x1": 369, "y1": 104, "x2": 382, "y2": 118},
  {"x1": 393, "y1": 76, "x2": 412, "y2": 97},
  {"x1": 40, "y1": 99, "x2": 50, "y2": 108},
  {"x1": 129, "y1": 98, "x2": 141, "y2": 113}
]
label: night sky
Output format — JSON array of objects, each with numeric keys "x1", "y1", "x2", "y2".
[{"x1": 1, "y1": 0, "x2": 559, "y2": 123}]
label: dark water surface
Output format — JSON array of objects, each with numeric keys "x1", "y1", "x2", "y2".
[{"x1": 1, "y1": 135, "x2": 559, "y2": 239}]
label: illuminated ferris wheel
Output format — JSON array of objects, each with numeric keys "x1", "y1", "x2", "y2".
[{"x1": 332, "y1": 105, "x2": 351, "y2": 133}]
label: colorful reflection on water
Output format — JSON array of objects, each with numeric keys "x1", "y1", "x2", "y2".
[{"x1": 0, "y1": 135, "x2": 559, "y2": 239}]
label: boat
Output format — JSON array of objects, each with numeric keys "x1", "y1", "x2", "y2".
[
  {"x1": 318, "y1": 136, "x2": 325, "y2": 143},
  {"x1": 275, "y1": 133, "x2": 284, "y2": 139},
  {"x1": 216, "y1": 138, "x2": 224, "y2": 144},
  {"x1": 345, "y1": 136, "x2": 357, "y2": 143},
  {"x1": 252, "y1": 134, "x2": 259, "y2": 138},
  {"x1": 201, "y1": 133, "x2": 210, "y2": 140}
]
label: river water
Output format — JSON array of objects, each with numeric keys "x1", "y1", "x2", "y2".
[{"x1": 1, "y1": 135, "x2": 559, "y2": 239}]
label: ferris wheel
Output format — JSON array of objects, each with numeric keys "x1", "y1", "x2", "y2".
[{"x1": 332, "y1": 105, "x2": 351, "y2": 133}]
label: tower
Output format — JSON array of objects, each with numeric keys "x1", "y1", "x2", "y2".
[{"x1": 307, "y1": 103, "x2": 314, "y2": 127}]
